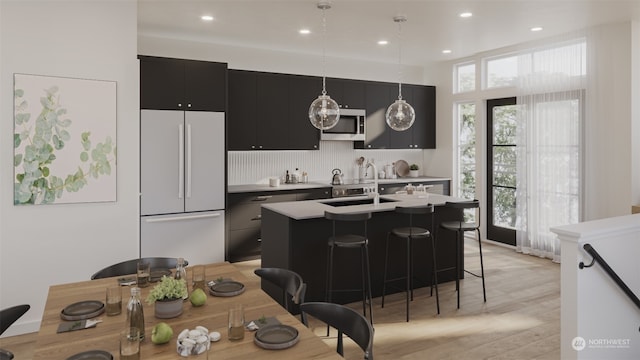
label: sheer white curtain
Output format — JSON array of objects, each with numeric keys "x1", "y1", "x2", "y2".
[{"x1": 515, "y1": 38, "x2": 586, "y2": 262}]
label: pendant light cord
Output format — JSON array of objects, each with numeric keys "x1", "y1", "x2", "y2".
[
  {"x1": 397, "y1": 19, "x2": 403, "y2": 100},
  {"x1": 321, "y1": 7, "x2": 327, "y2": 95}
]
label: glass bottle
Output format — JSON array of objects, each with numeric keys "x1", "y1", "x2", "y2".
[
  {"x1": 126, "y1": 287, "x2": 145, "y2": 340},
  {"x1": 174, "y1": 257, "x2": 188, "y2": 299}
]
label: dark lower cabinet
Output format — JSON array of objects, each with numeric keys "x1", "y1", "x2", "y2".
[{"x1": 226, "y1": 188, "x2": 331, "y2": 262}]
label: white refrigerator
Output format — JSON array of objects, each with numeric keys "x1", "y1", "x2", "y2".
[{"x1": 140, "y1": 110, "x2": 225, "y2": 264}]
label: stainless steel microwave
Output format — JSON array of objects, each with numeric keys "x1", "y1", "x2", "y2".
[{"x1": 320, "y1": 108, "x2": 366, "y2": 141}]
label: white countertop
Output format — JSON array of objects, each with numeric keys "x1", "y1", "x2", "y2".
[
  {"x1": 228, "y1": 176, "x2": 450, "y2": 194},
  {"x1": 262, "y1": 193, "x2": 466, "y2": 220}
]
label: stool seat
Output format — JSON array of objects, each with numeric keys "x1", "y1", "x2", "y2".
[
  {"x1": 329, "y1": 234, "x2": 367, "y2": 247},
  {"x1": 440, "y1": 221, "x2": 478, "y2": 232},
  {"x1": 391, "y1": 227, "x2": 430, "y2": 239}
]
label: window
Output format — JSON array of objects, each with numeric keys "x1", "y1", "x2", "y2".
[
  {"x1": 454, "y1": 63, "x2": 475, "y2": 93},
  {"x1": 456, "y1": 102, "x2": 477, "y2": 222}
]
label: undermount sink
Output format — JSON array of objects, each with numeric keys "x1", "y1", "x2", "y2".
[{"x1": 322, "y1": 198, "x2": 397, "y2": 207}]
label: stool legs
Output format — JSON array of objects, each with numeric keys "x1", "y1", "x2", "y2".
[{"x1": 477, "y1": 228, "x2": 486, "y2": 302}]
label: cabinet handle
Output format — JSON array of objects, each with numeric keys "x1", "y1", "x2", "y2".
[
  {"x1": 254, "y1": 196, "x2": 272, "y2": 201},
  {"x1": 380, "y1": 187, "x2": 385, "y2": 191},
  {"x1": 251, "y1": 145, "x2": 256, "y2": 149},
  {"x1": 178, "y1": 103, "x2": 182, "y2": 108},
  {"x1": 144, "y1": 213, "x2": 221, "y2": 223},
  {"x1": 251, "y1": 215, "x2": 262, "y2": 221},
  {"x1": 186, "y1": 123, "x2": 192, "y2": 198},
  {"x1": 178, "y1": 124, "x2": 184, "y2": 199},
  {"x1": 187, "y1": 103, "x2": 192, "y2": 108}
]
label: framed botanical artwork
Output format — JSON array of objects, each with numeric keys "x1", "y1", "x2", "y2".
[{"x1": 13, "y1": 74, "x2": 117, "y2": 205}]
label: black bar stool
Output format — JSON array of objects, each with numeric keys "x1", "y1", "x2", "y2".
[
  {"x1": 381, "y1": 205, "x2": 439, "y2": 321},
  {"x1": 438, "y1": 199, "x2": 486, "y2": 309},
  {"x1": 324, "y1": 211, "x2": 373, "y2": 325}
]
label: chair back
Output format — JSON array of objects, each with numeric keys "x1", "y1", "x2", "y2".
[
  {"x1": 0, "y1": 304, "x2": 30, "y2": 335},
  {"x1": 325, "y1": 211, "x2": 371, "y2": 239},
  {"x1": 301, "y1": 302, "x2": 374, "y2": 359},
  {"x1": 445, "y1": 200, "x2": 481, "y2": 228},
  {"x1": 91, "y1": 257, "x2": 189, "y2": 280},
  {"x1": 254, "y1": 267, "x2": 307, "y2": 324}
]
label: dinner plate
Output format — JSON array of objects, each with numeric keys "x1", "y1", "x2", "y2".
[
  {"x1": 209, "y1": 281, "x2": 245, "y2": 297},
  {"x1": 254, "y1": 324, "x2": 299, "y2": 350},
  {"x1": 66, "y1": 349, "x2": 113, "y2": 360},
  {"x1": 60, "y1": 300, "x2": 105, "y2": 321},
  {"x1": 395, "y1": 160, "x2": 409, "y2": 177},
  {"x1": 150, "y1": 268, "x2": 172, "y2": 282}
]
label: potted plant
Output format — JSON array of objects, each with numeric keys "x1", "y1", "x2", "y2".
[
  {"x1": 146, "y1": 276, "x2": 188, "y2": 319},
  {"x1": 409, "y1": 164, "x2": 420, "y2": 178}
]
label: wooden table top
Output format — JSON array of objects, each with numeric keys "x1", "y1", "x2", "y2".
[{"x1": 33, "y1": 262, "x2": 341, "y2": 359}]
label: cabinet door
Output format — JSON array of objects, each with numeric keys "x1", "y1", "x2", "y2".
[
  {"x1": 228, "y1": 70, "x2": 257, "y2": 150},
  {"x1": 185, "y1": 60, "x2": 227, "y2": 111},
  {"x1": 140, "y1": 110, "x2": 185, "y2": 215},
  {"x1": 288, "y1": 75, "x2": 320, "y2": 150},
  {"x1": 185, "y1": 111, "x2": 225, "y2": 212},
  {"x1": 388, "y1": 85, "x2": 414, "y2": 149},
  {"x1": 341, "y1": 79, "x2": 366, "y2": 109},
  {"x1": 139, "y1": 57, "x2": 184, "y2": 110},
  {"x1": 361, "y1": 82, "x2": 393, "y2": 149},
  {"x1": 256, "y1": 72, "x2": 289, "y2": 149},
  {"x1": 411, "y1": 85, "x2": 436, "y2": 149}
]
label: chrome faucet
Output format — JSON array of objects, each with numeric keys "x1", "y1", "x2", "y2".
[{"x1": 365, "y1": 159, "x2": 379, "y2": 205}]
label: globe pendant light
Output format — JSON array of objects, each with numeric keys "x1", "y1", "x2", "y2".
[
  {"x1": 309, "y1": 1, "x2": 340, "y2": 130},
  {"x1": 386, "y1": 15, "x2": 415, "y2": 131}
]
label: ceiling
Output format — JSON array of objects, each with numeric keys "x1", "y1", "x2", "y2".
[{"x1": 138, "y1": 0, "x2": 640, "y2": 66}]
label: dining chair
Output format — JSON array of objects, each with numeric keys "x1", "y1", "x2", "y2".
[
  {"x1": 90, "y1": 257, "x2": 189, "y2": 280},
  {"x1": 301, "y1": 302, "x2": 374, "y2": 360},
  {"x1": 254, "y1": 267, "x2": 307, "y2": 325},
  {"x1": 0, "y1": 304, "x2": 30, "y2": 360}
]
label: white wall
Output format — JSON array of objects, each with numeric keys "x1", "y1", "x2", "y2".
[{"x1": 0, "y1": 1, "x2": 139, "y2": 335}]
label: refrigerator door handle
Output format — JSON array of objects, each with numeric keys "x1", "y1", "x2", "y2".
[
  {"x1": 186, "y1": 123, "x2": 192, "y2": 198},
  {"x1": 144, "y1": 213, "x2": 221, "y2": 223},
  {"x1": 178, "y1": 124, "x2": 184, "y2": 199}
]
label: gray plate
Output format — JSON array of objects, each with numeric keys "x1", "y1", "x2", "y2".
[
  {"x1": 61, "y1": 300, "x2": 105, "y2": 321},
  {"x1": 66, "y1": 350, "x2": 113, "y2": 360},
  {"x1": 208, "y1": 281, "x2": 245, "y2": 297},
  {"x1": 254, "y1": 324, "x2": 299, "y2": 350}
]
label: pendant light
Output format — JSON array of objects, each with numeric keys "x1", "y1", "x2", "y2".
[
  {"x1": 386, "y1": 15, "x2": 415, "y2": 131},
  {"x1": 309, "y1": 1, "x2": 340, "y2": 130}
]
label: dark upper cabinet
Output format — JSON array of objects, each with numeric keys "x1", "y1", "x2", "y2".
[
  {"x1": 139, "y1": 56, "x2": 226, "y2": 112},
  {"x1": 228, "y1": 70, "x2": 257, "y2": 150},
  {"x1": 228, "y1": 70, "x2": 320, "y2": 150},
  {"x1": 357, "y1": 82, "x2": 436, "y2": 150},
  {"x1": 326, "y1": 78, "x2": 366, "y2": 109}
]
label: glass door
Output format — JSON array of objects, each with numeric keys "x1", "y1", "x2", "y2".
[{"x1": 486, "y1": 98, "x2": 517, "y2": 245}]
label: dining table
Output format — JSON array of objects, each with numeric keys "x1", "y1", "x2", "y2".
[{"x1": 33, "y1": 261, "x2": 342, "y2": 359}]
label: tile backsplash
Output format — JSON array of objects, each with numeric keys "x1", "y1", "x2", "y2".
[{"x1": 228, "y1": 141, "x2": 424, "y2": 185}]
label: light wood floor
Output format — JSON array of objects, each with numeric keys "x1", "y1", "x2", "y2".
[{"x1": 1, "y1": 238, "x2": 560, "y2": 359}]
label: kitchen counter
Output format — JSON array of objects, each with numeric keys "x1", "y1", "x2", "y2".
[
  {"x1": 260, "y1": 193, "x2": 468, "y2": 305},
  {"x1": 262, "y1": 193, "x2": 463, "y2": 220}
]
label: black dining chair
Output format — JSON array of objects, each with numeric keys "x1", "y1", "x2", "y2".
[
  {"x1": 301, "y1": 302, "x2": 374, "y2": 360},
  {"x1": 254, "y1": 267, "x2": 307, "y2": 325},
  {"x1": 0, "y1": 304, "x2": 30, "y2": 360},
  {"x1": 90, "y1": 257, "x2": 189, "y2": 280}
]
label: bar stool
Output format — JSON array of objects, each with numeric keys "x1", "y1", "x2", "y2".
[
  {"x1": 381, "y1": 205, "x2": 439, "y2": 321},
  {"x1": 438, "y1": 199, "x2": 486, "y2": 309},
  {"x1": 324, "y1": 211, "x2": 373, "y2": 325}
]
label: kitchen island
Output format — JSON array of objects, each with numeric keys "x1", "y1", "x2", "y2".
[{"x1": 260, "y1": 193, "x2": 467, "y2": 307}]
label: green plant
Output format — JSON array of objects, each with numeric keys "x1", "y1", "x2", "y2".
[
  {"x1": 13, "y1": 86, "x2": 117, "y2": 205},
  {"x1": 410, "y1": 164, "x2": 419, "y2": 171},
  {"x1": 146, "y1": 276, "x2": 188, "y2": 304}
]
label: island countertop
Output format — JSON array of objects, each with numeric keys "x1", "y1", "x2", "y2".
[{"x1": 261, "y1": 193, "x2": 467, "y2": 220}]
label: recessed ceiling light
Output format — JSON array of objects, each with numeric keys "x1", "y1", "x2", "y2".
[
  {"x1": 299, "y1": 29, "x2": 311, "y2": 35},
  {"x1": 201, "y1": 15, "x2": 214, "y2": 21},
  {"x1": 459, "y1": 12, "x2": 472, "y2": 18},
  {"x1": 531, "y1": 26, "x2": 543, "y2": 32},
  {"x1": 442, "y1": 49, "x2": 452, "y2": 54},
  {"x1": 378, "y1": 40, "x2": 389, "y2": 45}
]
